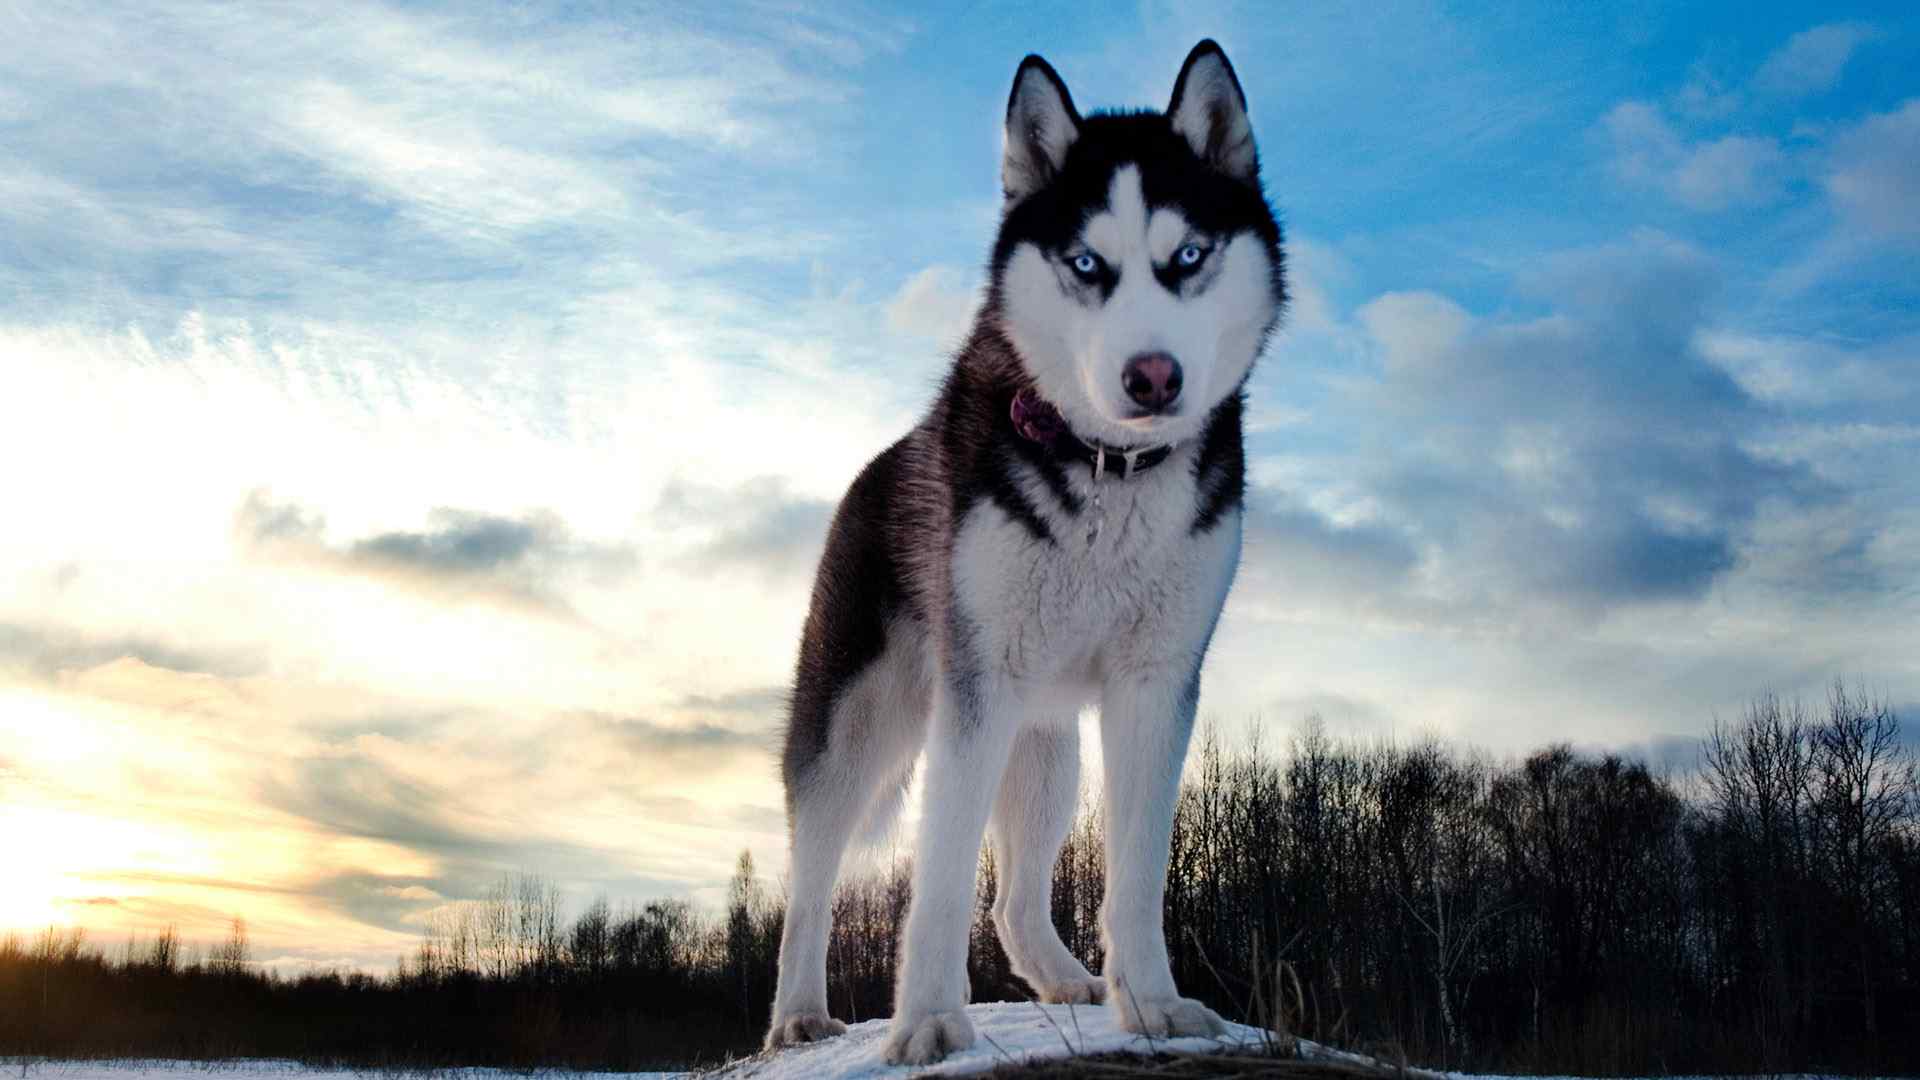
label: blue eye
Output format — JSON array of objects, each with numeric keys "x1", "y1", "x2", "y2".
[
  {"x1": 1070, "y1": 252, "x2": 1101, "y2": 279},
  {"x1": 1177, "y1": 243, "x2": 1206, "y2": 267}
]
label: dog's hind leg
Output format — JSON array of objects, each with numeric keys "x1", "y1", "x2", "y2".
[
  {"x1": 766, "y1": 770, "x2": 861, "y2": 1050},
  {"x1": 989, "y1": 722, "x2": 1104, "y2": 1005}
]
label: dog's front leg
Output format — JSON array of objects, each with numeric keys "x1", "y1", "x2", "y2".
[
  {"x1": 1098, "y1": 669, "x2": 1227, "y2": 1038},
  {"x1": 883, "y1": 674, "x2": 1017, "y2": 1065}
]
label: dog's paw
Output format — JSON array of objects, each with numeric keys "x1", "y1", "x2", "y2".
[
  {"x1": 882, "y1": 1009, "x2": 975, "y2": 1065},
  {"x1": 1035, "y1": 975, "x2": 1106, "y2": 1005},
  {"x1": 1115, "y1": 994, "x2": 1227, "y2": 1039},
  {"x1": 763, "y1": 1010, "x2": 846, "y2": 1051}
]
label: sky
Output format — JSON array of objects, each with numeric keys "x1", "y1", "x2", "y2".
[{"x1": 1, "y1": 1, "x2": 1916, "y2": 973}]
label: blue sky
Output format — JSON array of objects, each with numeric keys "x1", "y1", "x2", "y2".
[{"x1": 1, "y1": 1, "x2": 1916, "y2": 971}]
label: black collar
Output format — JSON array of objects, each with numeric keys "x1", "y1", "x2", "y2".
[
  {"x1": 1010, "y1": 388, "x2": 1176, "y2": 480},
  {"x1": 1056, "y1": 433, "x2": 1176, "y2": 479}
]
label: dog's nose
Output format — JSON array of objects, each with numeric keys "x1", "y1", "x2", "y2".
[{"x1": 1121, "y1": 352, "x2": 1183, "y2": 412}]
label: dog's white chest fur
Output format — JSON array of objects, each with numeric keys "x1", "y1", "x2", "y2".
[{"x1": 951, "y1": 455, "x2": 1238, "y2": 694}]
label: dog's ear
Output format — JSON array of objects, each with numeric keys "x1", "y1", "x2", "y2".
[
  {"x1": 1168, "y1": 40, "x2": 1258, "y2": 185},
  {"x1": 1003, "y1": 55, "x2": 1081, "y2": 202}
]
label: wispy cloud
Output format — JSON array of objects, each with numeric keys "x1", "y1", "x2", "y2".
[
  {"x1": 655, "y1": 477, "x2": 835, "y2": 580},
  {"x1": 1752, "y1": 22, "x2": 1879, "y2": 99},
  {"x1": 886, "y1": 265, "x2": 981, "y2": 346},
  {"x1": 1601, "y1": 102, "x2": 1785, "y2": 211},
  {"x1": 0, "y1": 1, "x2": 909, "y2": 325},
  {"x1": 236, "y1": 491, "x2": 637, "y2": 617},
  {"x1": 1824, "y1": 98, "x2": 1920, "y2": 241}
]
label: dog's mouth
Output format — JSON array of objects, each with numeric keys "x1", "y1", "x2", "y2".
[{"x1": 1109, "y1": 406, "x2": 1183, "y2": 436}]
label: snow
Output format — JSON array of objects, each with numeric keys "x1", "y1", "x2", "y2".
[
  {"x1": 714, "y1": 1001, "x2": 1299, "y2": 1078},
  {"x1": 8, "y1": 1045, "x2": 1888, "y2": 1080},
  {"x1": 9, "y1": 1063, "x2": 676, "y2": 1080}
]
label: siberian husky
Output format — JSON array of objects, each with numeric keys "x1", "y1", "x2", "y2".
[{"x1": 765, "y1": 40, "x2": 1286, "y2": 1066}]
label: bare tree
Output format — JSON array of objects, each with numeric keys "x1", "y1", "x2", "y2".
[
  {"x1": 209, "y1": 916, "x2": 250, "y2": 977},
  {"x1": 147, "y1": 924, "x2": 178, "y2": 974},
  {"x1": 1811, "y1": 681, "x2": 1911, "y2": 1036}
]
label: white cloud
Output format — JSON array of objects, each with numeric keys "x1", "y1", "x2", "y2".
[
  {"x1": 1601, "y1": 102, "x2": 1784, "y2": 211},
  {"x1": 1669, "y1": 135, "x2": 1785, "y2": 209},
  {"x1": 1824, "y1": 99, "x2": 1920, "y2": 240},
  {"x1": 885, "y1": 265, "x2": 980, "y2": 345},
  {"x1": 0, "y1": 1, "x2": 903, "y2": 265},
  {"x1": 1356, "y1": 291, "x2": 1470, "y2": 373},
  {"x1": 278, "y1": 80, "x2": 629, "y2": 238},
  {"x1": 1752, "y1": 22, "x2": 1878, "y2": 98},
  {"x1": 1278, "y1": 236, "x2": 1354, "y2": 337},
  {"x1": 1697, "y1": 328, "x2": 1920, "y2": 410}
]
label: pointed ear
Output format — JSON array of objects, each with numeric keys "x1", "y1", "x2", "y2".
[
  {"x1": 1167, "y1": 40, "x2": 1258, "y2": 184},
  {"x1": 1003, "y1": 55, "x2": 1081, "y2": 202}
]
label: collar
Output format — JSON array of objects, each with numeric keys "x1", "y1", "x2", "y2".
[{"x1": 1010, "y1": 387, "x2": 1176, "y2": 480}]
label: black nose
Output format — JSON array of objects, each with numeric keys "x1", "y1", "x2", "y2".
[{"x1": 1121, "y1": 352, "x2": 1183, "y2": 412}]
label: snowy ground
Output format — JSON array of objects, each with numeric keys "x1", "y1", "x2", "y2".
[
  {"x1": 714, "y1": 1001, "x2": 1316, "y2": 1078},
  {"x1": 10, "y1": 1019, "x2": 1884, "y2": 1080}
]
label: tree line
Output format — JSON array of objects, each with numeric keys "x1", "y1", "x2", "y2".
[
  {"x1": 4, "y1": 681, "x2": 1915, "y2": 1072},
  {"x1": 1139, "y1": 682, "x2": 1918, "y2": 1073}
]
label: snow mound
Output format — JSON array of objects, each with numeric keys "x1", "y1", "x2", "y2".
[{"x1": 717, "y1": 1001, "x2": 1290, "y2": 1079}]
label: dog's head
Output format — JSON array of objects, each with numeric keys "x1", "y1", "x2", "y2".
[{"x1": 989, "y1": 41, "x2": 1285, "y2": 449}]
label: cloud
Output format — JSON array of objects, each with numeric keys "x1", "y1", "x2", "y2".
[
  {"x1": 1697, "y1": 329, "x2": 1920, "y2": 415},
  {"x1": 1341, "y1": 233, "x2": 1824, "y2": 613},
  {"x1": 655, "y1": 476, "x2": 835, "y2": 580},
  {"x1": 575, "y1": 713, "x2": 773, "y2": 778},
  {"x1": 354, "y1": 516, "x2": 550, "y2": 576},
  {"x1": 254, "y1": 714, "x2": 771, "y2": 899},
  {"x1": 0, "y1": 2, "x2": 910, "y2": 322},
  {"x1": 1238, "y1": 493, "x2": 1422, "y2": 613},
  {"x1": 276, "y1": 79, "x2": 629, "y2": 239},
  {"x1": 676, "y1": 685, "x2": 789, "y2": 719},
  {"x1": 1601, "y1": 102, "x2": 1784, "y2": 211},
  {"x1": 886, "y1": 265, "x2": 979, "y2": 345},
  {"x1": 258, "y1": 753, "x2": 490, "y2": 858},
  {"x1": 1602, "y1": 733, "x2": 1704, "y2": 776},
  {"x1": 0, "y1": 621, "x2": 262, "y2": 680},
  {"x1": 303, "y1": 872, "x2": 454, "y2": 934},
  {"x1": 1752, "y1": 22, "x2": 1878, "y2": 98},
  {"x1": 0, "y1": 637, "x2": 787, "y2": 963},
  {"x1": 1356, "y1": 291, "x2": 1471, "y2": 372},
  {"x1": 1824, "y1": 99, "x2": 1920, "y2": 241},
  {"x1": 235, "y1": 491, "x2": 636, "y2": 615}
]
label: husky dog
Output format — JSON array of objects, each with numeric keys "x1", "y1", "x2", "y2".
[{"x1": 765, "y1": 40, "x2": 1285, "y2": 1066}]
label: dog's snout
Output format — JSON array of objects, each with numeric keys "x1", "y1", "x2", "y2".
[{"x1": 1121, "y1": 352, "x2": 1183, "y2": 412}]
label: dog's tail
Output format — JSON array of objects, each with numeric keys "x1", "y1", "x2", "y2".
[{"x1": 850, "y1": 760, "x2": 919, "y2": 850}]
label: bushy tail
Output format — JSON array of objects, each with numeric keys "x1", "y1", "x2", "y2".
[{"x1": 851, "y1": 760, "x2": 919, "y2": 850}]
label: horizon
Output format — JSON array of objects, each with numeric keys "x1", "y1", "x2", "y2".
[{"x1": 2, "y1": 1, "x2": 1916, "y2": 974}]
